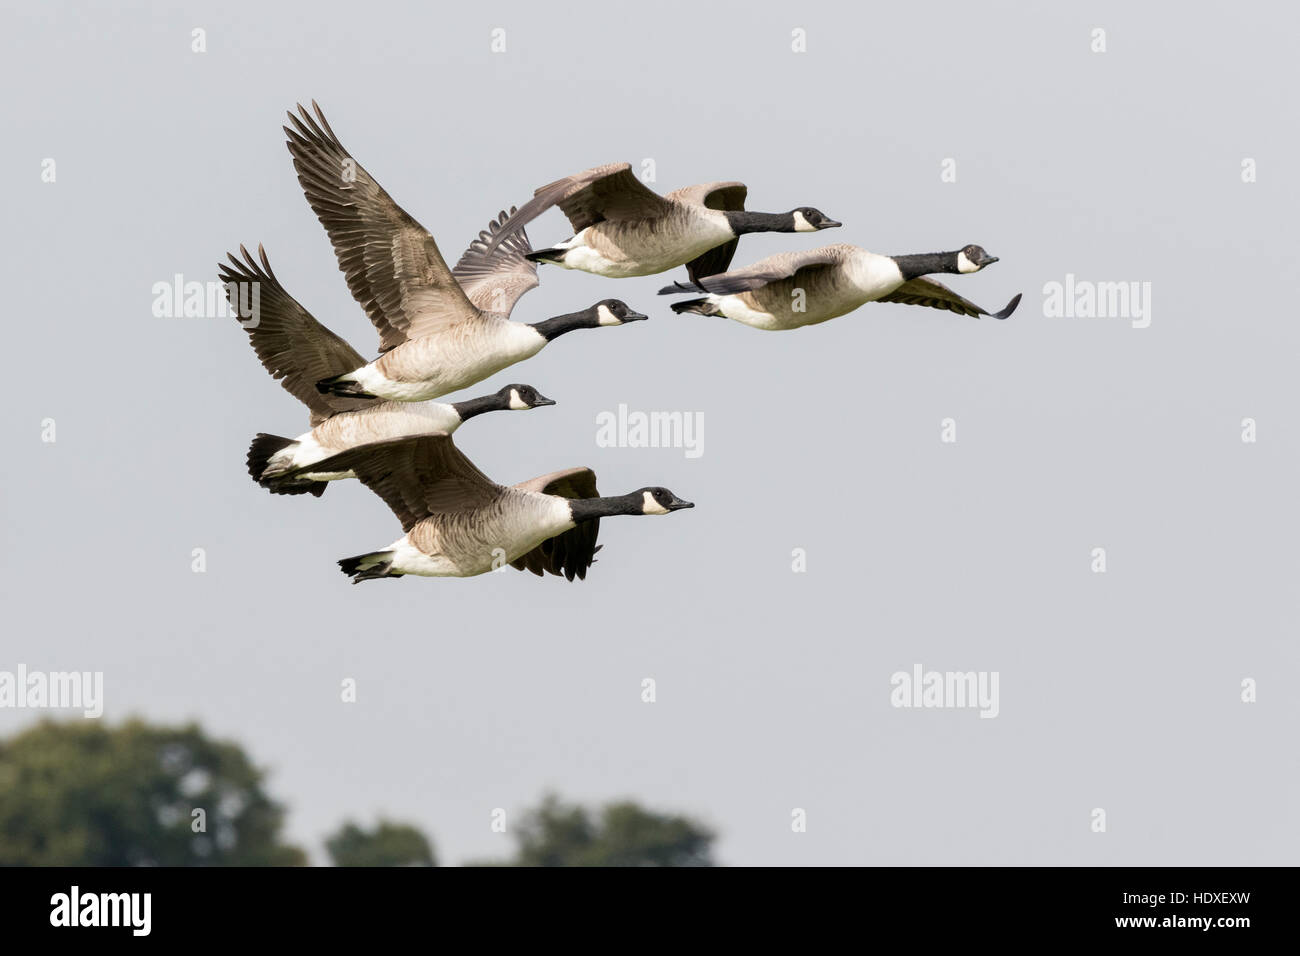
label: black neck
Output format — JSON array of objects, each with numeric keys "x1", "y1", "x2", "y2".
[
  {"x1": 530, "y1": 309, "x2": 595, "y2": 342},
  {"x1": 569, "y1": 493, "x2": 642, "y2": 523},
  {"x1": 892, "y1": 252, "x2": 961, "y2": 281},
  {"x1": 449, "y1": 393, "x2": 505, "y2": 422},
  {"x1": 724, "y1": 210, "x2": 795, "y2": 236}
]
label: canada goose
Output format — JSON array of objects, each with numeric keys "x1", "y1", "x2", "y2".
[
  {"x1": 659, "y1": 244, "x2": 1021, "y2": 330},
  {"x1": 283, "y1": 103, "x2": 647, "y2": 403},
  {"x1": 218, "y1": 244, "x2": 554, "y2": 497},
  {"x1": 482, "y1": 163, "x2": 841, "y2": 284},
  {"x1": 294, "y1": 434, "x2": 693, "y2": 583}
]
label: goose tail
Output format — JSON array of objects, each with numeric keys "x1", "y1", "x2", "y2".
[
  {"x1": 338, "y1": 550, "x2": 400, "y2": 584},
  {"x1": 669, "y1": 297, "x2": 722, "y2": 316},
  {"x1": 523, "y1": 248, "x2": 566, "y2": 265},
  {"x1": 247, "y1": 434, "x2": 328, "y2": 497},
  {"x1": 315, "y1": 373, "x2": 377, "y2": 399}
]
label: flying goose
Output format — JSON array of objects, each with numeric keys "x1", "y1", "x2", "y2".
[
  {"x1": 218, "y1": 244, "x2": 555, "y2": 497},
  {"x1": 283, "y1": 103, "x2": 646, "y2": 403},
  {"x1": 293, "y1": 435, "x2": 693, "y2": 583},
  {"x1": 658, "y1": 244, "x2": 1021, "y2": 330},
  {"x1": 481, "y1": 163, "x2": 841, "y2": 283}
]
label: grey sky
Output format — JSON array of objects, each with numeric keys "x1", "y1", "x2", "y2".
[{"x1": 3, "y1": 0, "x2": 1296, "y2": 865}]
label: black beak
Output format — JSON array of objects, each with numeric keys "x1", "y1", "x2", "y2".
[
  {"x1": 532, "y1": 394, "x2": 557, "y2": 407},
  {"x1": 979, "y1": 255, "x2": 999, "y2": 266},
  {"x1": 669, "y1": 498, "x2": 695, "y2": 511},
  {"x1": 818, "y1": 219, "x2": 843, "y2": 229},
  {"x1": 623, "y1": 311, "x2": 649, "y2": 322}
]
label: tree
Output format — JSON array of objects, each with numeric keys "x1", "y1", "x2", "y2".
[
  {"x1": 497, "y1": 794, "x2": 716, "y2": 867},
  {"x1": 0, "y1": 719, "x2": 306, "y2": 866},
  {"x1": 326, "y1": 820, "x2": 436, "y2": 867}
]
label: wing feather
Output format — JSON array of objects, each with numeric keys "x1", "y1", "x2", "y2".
[
  {"x1": 878, "y1": 278, "x2": 1021, "y2": 319},
  {"x1": 217, "y1": 244, "x2": 373, "y2": 426},
  {"x1": 485, "y1": 163, "x2": 672, "y2": 250},
  {"x1": 298, "y1": 435, "x2": 502, "y2": 531},
  {"x1": 284, "y1": 102, "x2": 481, "y2": 352},
  {"x1": 450, "y1": 207, "x2": 539, "y2": 316},
  {"x1": 659, "y1": 247, "x2": 847, "y2": 296}
]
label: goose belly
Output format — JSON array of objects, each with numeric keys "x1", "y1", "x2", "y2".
[
  {"x1": 365, "y1": 324, "x2": 545, "y2": 401},
  {"x1": 401, "y1": 496, "x2": 574, "y2": 577},
  {"x1": 313, "y1": 402, "x2": 461, "y2": 448},
  {"x1": 717, "y1": 283, "x2": 866, "y2": 330},
  {"x1": 562, "y1": 216, "x2": 731, "y2": 277},
  {"x1": 385, "y1": 536, "x2": 462, "y2": 577},
  {"x1": 294, "y1": 403, "x2": 462, "y2": 480}
]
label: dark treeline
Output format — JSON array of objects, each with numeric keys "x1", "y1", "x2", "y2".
[{"x1": 0, "y1": 719, "x2": 716, "y2": 867}]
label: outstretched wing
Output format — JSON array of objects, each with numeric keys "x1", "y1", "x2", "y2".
[
  {"x1": 877, "y1": 278, "x2": 1021, "y2": 319},
  {"x1": 284, "y1": 101, "x2": 481, "y2": 352},
  {"x1": 301, "y1": 435, "x2": 503, "y2": 531},
  {"x1": 658, "y1": 247, "x2": 846, "y2": 297},
  {"x1": 510, "y1": 467, "x2": 602, "y2": 581},
  {"x1": 665, "y1": 181, "x2": 748, "y2": 211},
  {"x1": 667, "y1": 181, "x2": 748, "y2": 286},
  {"x1": 451, "y1": 207, "x2": 539, "y2": 317},
  {"x1": 485, "y1": 162, "x2": 672, "y2": 250},
  {"x1": 218, "y1": 244, "x2": 373, "y2": 426}
]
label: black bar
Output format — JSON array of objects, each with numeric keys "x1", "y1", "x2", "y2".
[{"x1": 0, "y1": 866, "x2": 1279, "y2": 941}]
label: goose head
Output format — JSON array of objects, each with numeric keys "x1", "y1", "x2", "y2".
[
  {"x1": 592, "y1": 299, "x2": 649, "y2": 327},
  {"x1": 531, "y1": 299, "x2": 648, "y2": 340},
  {"x1": 956, "y1": 244, "x2": 1000, "y2": 274},
  {"x1": 636, "y1": 487, "x2": 695, "y2": 515},
  {"x1": 790, "y1": 207, "x2": 842, "y2": 233},
  {"x1": 499, "y1": 384, "x2": 556, "y2": 410}
]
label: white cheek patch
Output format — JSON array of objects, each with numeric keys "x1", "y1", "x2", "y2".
[
  {"x1": 641, "y1": 491, "x2": 670, "y2": 515},
  {"x1": 957, "y1": 251, "x2": 979, "y2": 274},
  {"x1": 596, "y1": 304, "x2": 620, "y2": 326},
  {"x1": 508, "y1": 388, "x2": 528, "y2": 410},
  {"x1": 792, "y1": 211, "x2": 816, "y2": 233}
]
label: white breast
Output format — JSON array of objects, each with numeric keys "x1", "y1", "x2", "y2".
[
  {"x1": 474, "y1": 493, "x2": 575, "y2": 568},
  {"x1": 844, "y1": 251, "x2": 906, "y2": 299},
  {"x1": 412, "y1": 402, "x2": 465, "y2": 432},
  {"x1": 363, "y1": 322, "x2": 547, "y2": 401}
]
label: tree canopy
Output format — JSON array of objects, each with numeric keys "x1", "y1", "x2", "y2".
[
  {"x1": 500, "y1": 794, "x2": 716, "y2": 867},
  {"x1": 0, "y1": 720, "x2": 717, "y2": 866},
  {"x1": 0, "y1": 718, "x2": 305, "y2": 866},
  {"x1": 326, "y1": 820, "x2": 436, "y2": 867}
]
